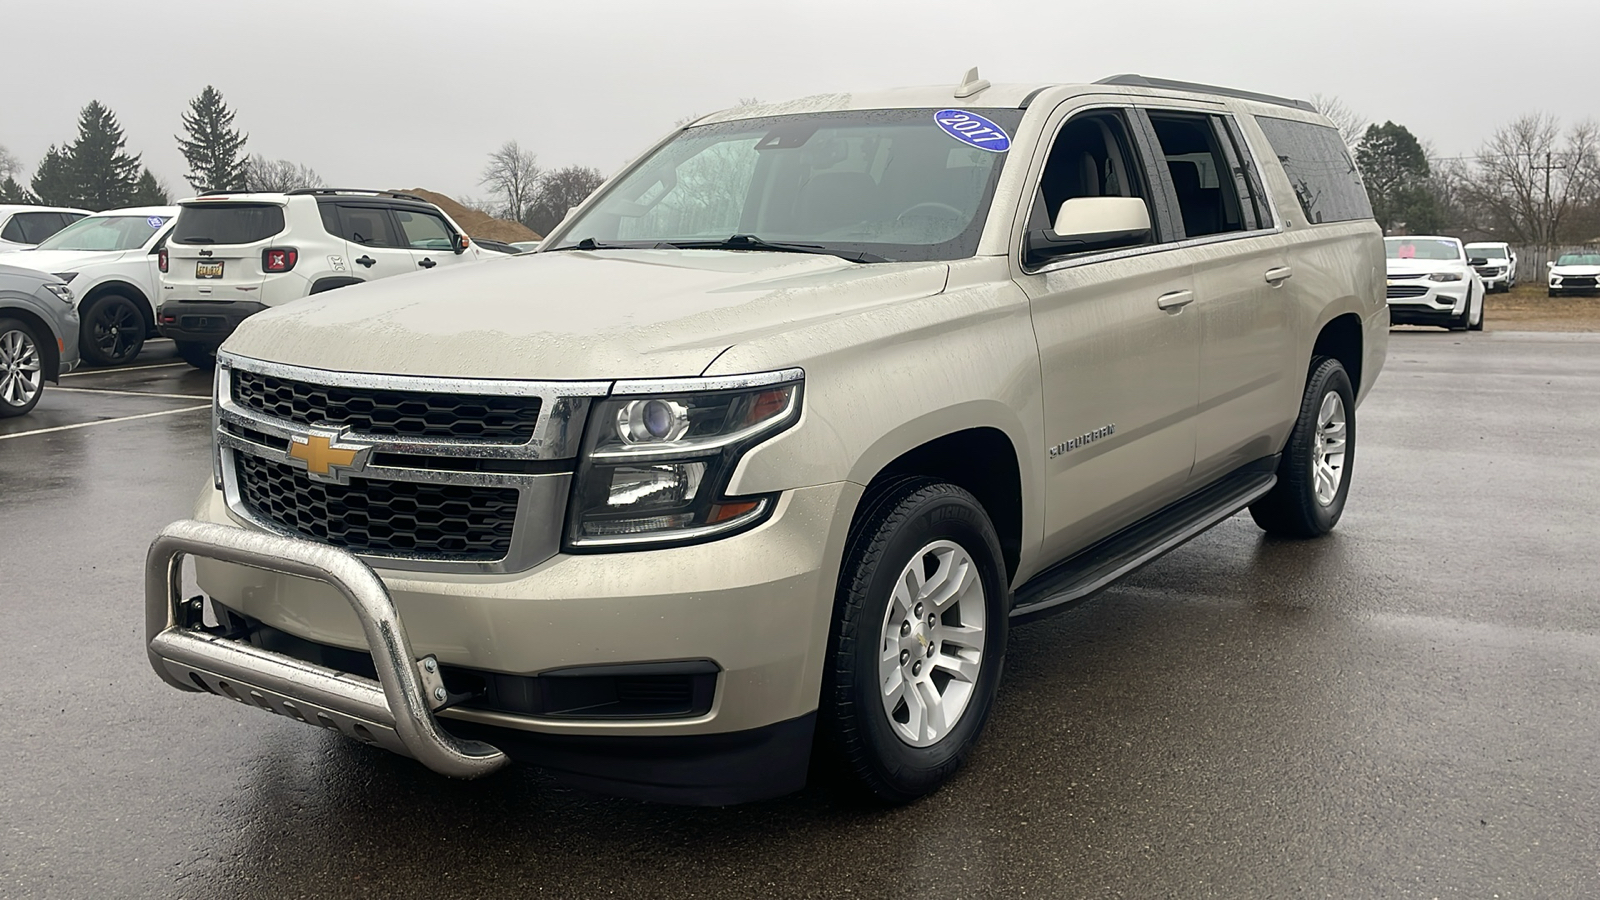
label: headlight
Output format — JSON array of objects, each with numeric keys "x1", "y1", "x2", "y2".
[
  {"x1": 1428, "y1": 272, "x2": 1463, "y2": 282},
  {"x1": 567, "y1": 370, "x2": 803, "y2": 550},
  {"x1": 42, "y1": 283, "x2": 74, "y2": 304},
  {"x1": 51, "y1": 272, "x2": 78, "y2": 283}
]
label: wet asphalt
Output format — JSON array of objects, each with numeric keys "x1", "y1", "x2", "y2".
[{"x1": 2, "y1": 331, "x2": 1598, "y2": 899}]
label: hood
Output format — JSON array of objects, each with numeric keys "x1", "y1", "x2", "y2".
[
  {"x1": 0, "y1": 263, "x2": 53, "y2": 284},
  {"x1": 1386, "y1": 258, "x2": 1467, "y2": 277},
  {"x1": 1551, "y1": 264, "x2": 1600, "y2": 276},
  {"x1": 224, "y1": 249, "x2": 951, "y2": 380},
  {"x1": 5, "y1": 248, "x2": 129, "y2": 275}
]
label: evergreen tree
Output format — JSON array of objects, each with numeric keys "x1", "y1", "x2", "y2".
[
  {"x1": 176, "y1": 86, "x2": 248, "y2": 192},
  {"x1": 65, "y1": 101, "x2": 142, "y2": 210},
  {"x1": 29, "y1": 146, "x2": 76, "y2": 207},
  {"x1": 130, "y1": 168, "x2": 170, "y2": 205},
  {"x1": 0, "y1": 176, "x2": 34, "y2": 204},
  {"x1": 1355, "y1": 122, "x2": 1434, "y2": 233}
]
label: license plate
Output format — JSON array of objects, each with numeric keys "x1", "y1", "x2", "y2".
[{"x1": 196, "y1": 261, "x2": 224, "y2": 279}]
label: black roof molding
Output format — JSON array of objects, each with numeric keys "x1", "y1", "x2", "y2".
[
  {"x1": 1095, "y1": 74, "x2": 1317, "y2": 113},
  {"x1": 284, "y1": 188, "x2": 428, "y2": 202}
]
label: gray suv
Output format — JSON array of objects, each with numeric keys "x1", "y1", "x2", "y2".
[{"x1": 0, "y1": 263, "x2": 80, "y2": 417}]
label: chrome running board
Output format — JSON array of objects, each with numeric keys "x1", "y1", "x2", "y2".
[{"x1": 144, "y1": 519, "x2": 508, "y2": 779}]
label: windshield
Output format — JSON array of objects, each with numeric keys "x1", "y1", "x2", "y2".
[
  {"x1": 1465, "y1": 245, "x2": 1508, "y2": 261},
  {"x1": 1386, "y1": 238, "x2": 1461, "y2": 261},
  {"x1": 549, "y1": 108, "x2": 1023, "y2": 262},
  {"x1": 34, "y1": 214, "x2": 169, "y2": 252},
  {"x1": 1557, "y1": 253, "x2": 1600, "y2": 266}
]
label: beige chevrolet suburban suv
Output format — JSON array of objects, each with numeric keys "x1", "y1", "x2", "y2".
[{"x1": 144, "y1": 72, "x2": 1387, "y2": 805}]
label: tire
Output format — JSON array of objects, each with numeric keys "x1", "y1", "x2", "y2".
[
  {"x1": 1449, "y1": 293, "x2": 1473, "y2": 331},
  {"x1": 175, "y1": 340, "x2": 216, "y2": 370},
  {"x1": 822, "y1": 479, "x2": 1009, "y2": 803},
  {"x1": 79, "y1": 293, "x2": 146, "y2": 367},
  {"x1": 1469, "y1": 296, "x2": 1485, "y2": 331},
  {"x1": 0, "y1": 317, "x2": 46, "y2": 417},
  {"x1": 1549, "y1": 288, "x2": 1558, "y2": 297},
  {"x1": 1250, "y1": 357, "x2": 1355, "y2": 538}
]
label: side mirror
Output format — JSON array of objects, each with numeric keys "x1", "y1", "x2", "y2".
[
  {"x1": 1548, "y1": 261, "x2": 1556, "y2": 269},
  {"x1": 1025, "y1": 197, "x2": 1152, "y2": 268},
  {"x1": 454, "y1": 234, "x2": 470, "y2": 254}
]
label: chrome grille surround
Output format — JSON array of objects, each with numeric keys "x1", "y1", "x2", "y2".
[{"x1": 215, "y1": 351, "x2": 610, "y2": 575}]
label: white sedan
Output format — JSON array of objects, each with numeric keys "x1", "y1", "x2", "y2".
[{"x1": 1384, "y1": 235, "x2": 1484, "y2": 331}]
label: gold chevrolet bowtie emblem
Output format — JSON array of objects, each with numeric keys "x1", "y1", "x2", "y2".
[{"x1": 287, "y1": 428, "x2": 370, "y2": 483}]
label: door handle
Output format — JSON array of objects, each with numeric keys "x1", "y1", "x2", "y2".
[
  {"x1": 1156, "y1": 290, "x2": 1194, "y2": 311},
  {"x1": 1265, "y1": 266, "x2": 1294, "y2": 285},
  {"x1": 356, "y1": 255, "x2": 375, "y2": 268},
  {"x1": 417, "y1": 258, "x2": 436, "y2": 269}
]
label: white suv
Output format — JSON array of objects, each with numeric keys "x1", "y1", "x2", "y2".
[
  {"x1": 1464, "y1": 241, "x2": 1517, "y2": 292},
  {"x1": 0, "y1": 205, "x2": 91, "y2": 252},
  {"x1": 158, "y1": 189, "x2": 492, "y2": 368},
  {"x1": 7, "y1": 206, "x2": 178, "y2": 366}
]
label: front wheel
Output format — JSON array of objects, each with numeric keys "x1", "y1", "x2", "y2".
[
  {"x1": 822, "y1": 480, "x2": 1009, "y2": 803},
  {"x1": 0, "y1": 317, "x2": 46, "y2": 417},
  {"x1": 1250, "y1": 357, "x2": 1355, "y2": 538},
  {"x1": 79, "y1": 293, "x2": 146, "y2": 367}
]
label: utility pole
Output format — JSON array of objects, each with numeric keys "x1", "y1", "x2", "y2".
[{"x1": 1532, "y1": 151, "x2": 1568, "y2": 268}]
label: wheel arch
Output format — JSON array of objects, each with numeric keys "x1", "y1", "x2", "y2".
[
  {"x1": 80, "y1": 279, "x2": 156, "y2": 334},
  {"x1": 309, "y1": 276, "x2": 364, "y2": 294},
  {"x1": 1311, "y1": 312, "x2": 1363, "y2": 398},
  {"x1": 0, "y1": 306, "x2": 62, "y2": 381},
  {"x1": 853, "y1": 426, "x2": 1024, "y2": 583}
]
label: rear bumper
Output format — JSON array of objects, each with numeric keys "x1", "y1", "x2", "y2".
[{"x1": 156, "y1": 299, "x2": 268, "y2": 346}]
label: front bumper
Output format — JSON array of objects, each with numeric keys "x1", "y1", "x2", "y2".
[
  {"x1": 154, "y1": 480, "x2": 860, "y2": 802},
  {"x1": 1386, "y1": 279, "x2": 1467, "y2": 326},
  {"x1": 156, "y1": 299, "x2": 268, "y2": 346}
]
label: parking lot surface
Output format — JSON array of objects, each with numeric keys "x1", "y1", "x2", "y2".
[{"x1": 3, "y1": 331, "x2": 1598, "y2": 899}]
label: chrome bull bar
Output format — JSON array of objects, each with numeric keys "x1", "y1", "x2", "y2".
[{"x1": 144, "y1": 519, "x2": 508, "y2": 779}]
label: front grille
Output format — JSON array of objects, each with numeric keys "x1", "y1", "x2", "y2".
[
  {"x1": 232, "y1": 368, "x2": 542, "y2": 442},
  {"x1": 235, "y1": 454, "x2": 518, "y2": 560},
  {"x1": 1560, "y1": 276, "x2": 1597, "y2": 288},
  {"x1": 1387, "y1": 284, "x2": 1429, "y2": 299},
  {"x1": 1475, "y1": 266, "x2": 1503, "y2": 276},
  {"x1": 1387, "y1": 273, "x2": 1425, "y2": 280}
]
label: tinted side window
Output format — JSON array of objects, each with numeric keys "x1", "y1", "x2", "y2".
[
  {"x1": 0, "y1": 216, "x2": 23, "y2": 243},
  {"x1": 333, "y1": 205, "x2": 401, "y2": 248},
  {"x1": 1254, "y1": 116, "x2": 1374, "y2": 224},
  {"x1": 13, "y1": 212, "x2": 70, "y2": 243},
  {"x1": 1148, "y1": 113, "x2": 1248, "y2": 239},
  {"x1": 393, "y1": 209, "x2": 455, "y2": 250}
]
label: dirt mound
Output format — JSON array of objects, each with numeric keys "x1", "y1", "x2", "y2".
[{"x1": 396, "y1": 188, "x2": 541, "y2": 242}]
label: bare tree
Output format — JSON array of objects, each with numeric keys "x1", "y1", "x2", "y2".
[
  {"x1": 1310, "y1": 94, "x2": 1368, "y2": 152},
  {"x1": 242, "y1": 155, "x2": 325, "y2": 192},
  {"x1": 479, "y1": 140, "x2": 541, "y2": 222},
  {"x1": 525, "y1": 166, "x2": 607, "y2": 235},
  {"x1": 1458, "y1": 114, "x2": 1600, "y2": 248},
  {"x1": 0, "y1": 145, "x2": 20, "y2": 181}
]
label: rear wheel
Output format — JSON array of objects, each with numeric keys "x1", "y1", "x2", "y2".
[
  {"x1": 174, "y1": 340, "x2": 216, "y2": 370},
  {"x1": 1251, "y1": 357, "x2": 1355, "y2": 538},
  {"x1": 79, "y1": 293, "x2": 146, "y2": 366},
  {"x1": 822, "y1": 480, "x2": 1008, "y2": 803},
  {"x1": 0, "y1": 317, "x2": 45, "y2": 417}
]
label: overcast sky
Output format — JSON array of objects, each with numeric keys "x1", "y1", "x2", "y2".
[{"x1": 4, "y1": 0, "x2": 1595, "y2": 204}]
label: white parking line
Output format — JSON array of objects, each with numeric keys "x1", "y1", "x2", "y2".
[
  {"x1": 0, "y1": 405, "x2": 210, "y2": 441},
  {"x1": 54, "y1": 386, "x2": 211, "y2": 401},
  {"x1": 62, "y1": 362, "x2": 186, "y2": 377}
]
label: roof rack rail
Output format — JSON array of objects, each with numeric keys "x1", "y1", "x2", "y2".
[
  {"x1": 1094, "y1": 74, "x2": 1316, "y2": 113},
  {"x1": 197, "y1": 189, "x2": 245, "y2": 197},
  {"x1": 283, "y1": 188, "x2": 429, "y2": 202}
]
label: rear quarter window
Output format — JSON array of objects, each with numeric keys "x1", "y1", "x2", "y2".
[
  {"x1": 1253, "y1": 117, "x2": 1374, "y2": 225},
  {"x1": 173, "y1": 204, "x2": 286, "y2": 245}
]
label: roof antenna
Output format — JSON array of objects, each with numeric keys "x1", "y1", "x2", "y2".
[{"x1": 954, "y1": 67, "x2": 991, "y2": 99}]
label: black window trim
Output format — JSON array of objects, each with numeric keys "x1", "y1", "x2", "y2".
[{"x1": 1135, "y1": 107, "x2": 1284, "y2": 247}]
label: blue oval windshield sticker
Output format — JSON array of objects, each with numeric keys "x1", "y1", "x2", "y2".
[
  {"x1": 146, "y1": 216, "x2": 165, "y2": 228},
  {"x1": 934, "y1": 110, "x2": 1011, "y2": 152}
]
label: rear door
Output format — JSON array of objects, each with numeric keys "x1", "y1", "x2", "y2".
[
  {"x1": 391, "y1": 206, "x2": 473, "y2": 273},
  {"x1": 1139, "y1": 108, "x2": 1295, "y2": 485},
  {"x1": 165, "y1": 202, "x2": 287, "y2": 302},
  {"x1": 324, "y1": 202, "x2": 412, "y2": 281}
]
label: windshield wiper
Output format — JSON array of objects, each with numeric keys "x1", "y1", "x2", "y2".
[
  {"x1": 547, "y1": 237, "x2": 677, "y2": 252},
  {"x1": 669, "y1": 234, "x2": 886, "y2": 263}
]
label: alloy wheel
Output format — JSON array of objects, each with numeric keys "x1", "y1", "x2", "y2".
[
  {"x1": 0, "y1": 327, "x2": 43, "y2": 409},
  {"x1": 1311, "y1": 391, "x2": 1348, "y2": 506},
  {"x1": 92, "y1": 300, "x2": 142, "y2": 363},
  {"x1": 877, "y1": 540, "x2": 988, "y2": 748}
]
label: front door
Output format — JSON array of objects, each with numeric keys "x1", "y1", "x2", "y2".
[
  {"x1": 327, "y1": 203, "x2": 413, "y2": 282},
  {"x1": 392, "y1": 207, "x2": 474, "y2": 273},
  {"x1": 1013, "y1": 106, "x2": 1201, "y2": 563}
]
